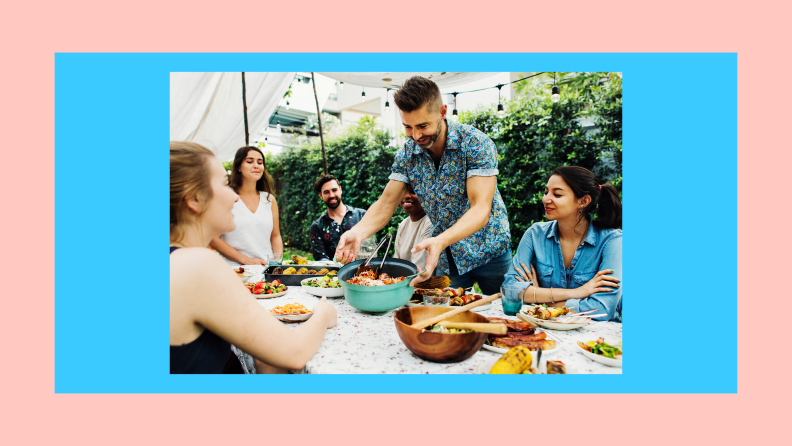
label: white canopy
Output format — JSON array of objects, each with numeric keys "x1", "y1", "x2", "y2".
[{"x1": 170, "y1": 72, "x2": 295, "y2": 161}]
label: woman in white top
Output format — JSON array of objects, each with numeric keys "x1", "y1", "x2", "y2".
[
  {"x1": 393, "y1": 183, "x2": 433, "y2": 269},
  {"x1": 210, "y1": 146, "x2": 283, "y2": 266}
]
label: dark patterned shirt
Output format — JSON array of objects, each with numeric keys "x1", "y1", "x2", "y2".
[{"x1": 309, "y1": 205, "x2": 367, "y2": 261}]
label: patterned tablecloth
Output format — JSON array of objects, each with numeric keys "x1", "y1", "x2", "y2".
[{"x1": 257, "y1": 286, "x2": 622, "y2": 374}]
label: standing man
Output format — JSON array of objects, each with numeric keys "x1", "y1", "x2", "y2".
[
  {"x1": 334, "y1": 76, "x2": 512, "y2": 294},
  {"x1": 309, "y1": 174, "x2": 367, "y2": 261},
  {"x1": 393, "y1": 183, "x2": 433, "y2": 270}
]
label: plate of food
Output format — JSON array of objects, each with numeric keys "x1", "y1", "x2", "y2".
[
  {"x1": 244, "y1": 280, "x2": 288, "y2": 298},
  {"x1": 264, "y1": 299, "x2": 315, "y2": 322},
  {"x1": 408, "y1": 288, "x2": 493, "y2": 311},
  {"x1": 301, "y1": 275, "x2": 344, "y2": 297},
  {"x1": 477, "y1": 348, "x2": 571, "y2": 374},
  {"x1": 481, "y1": 317, "x2": 562, "y2": 354},
  {"x1": 576, "y1": 337, "x2": 622, "y2": 368},
  {"x1": 518, "y1": 305, "x2": 591, "y2": 331},
  {"x1": 233, "y1": 266, "x2": 260, "y2": 281}
]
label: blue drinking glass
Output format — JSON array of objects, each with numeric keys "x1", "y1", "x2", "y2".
[{"x1": 500, "y1": 284, "x2": 528, "y2": 316}]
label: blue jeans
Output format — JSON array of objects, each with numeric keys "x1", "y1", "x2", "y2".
[{"x1": 439, "y1": 249, "x2": 513, "y2": 296}]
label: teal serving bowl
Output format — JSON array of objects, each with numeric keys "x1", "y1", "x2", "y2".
[{"x1": 338, "y1": 258, "x2": 418, "y2": 312}]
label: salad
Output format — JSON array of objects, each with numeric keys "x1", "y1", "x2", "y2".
[
  {"x1": 578, "y1": 337, "x2": 622, "y2": 359},
  {"x1": 245, "y1": 280, "x2": 287, "y2": 295},
  {"x1": 422, "y1": 324, "x2": 472, "y2": 333},
  {"x1": 304, "y1": 275, "x2": 342, "y2": 289}
]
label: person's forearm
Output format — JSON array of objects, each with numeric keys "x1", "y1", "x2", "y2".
[
  {"x1": 209, "y1": 236, "x2": 249, "y2": 264},
  {"x1": 285, "y1": 314, "x2": 331, "y2": 369},
  {"x1": 436, "y1": 202, "x2": 491, "y2": 248},
  {"x1": 271, "y1": 234, "x2": 283, "y2": 255},
  {"x1": 521, "y1": 285, "x2": 582, "y2": 304}
]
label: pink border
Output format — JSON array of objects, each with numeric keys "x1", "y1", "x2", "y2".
[{"x1": 5, "y1": 1, "x2": 786, "y2": 442}]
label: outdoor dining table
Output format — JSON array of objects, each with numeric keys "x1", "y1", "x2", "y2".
[{"x1": 258, "y1": 286, "x2": 622, "y2": 374}]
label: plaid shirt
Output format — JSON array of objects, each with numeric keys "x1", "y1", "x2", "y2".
[
  {"x1": 309, "y1": 205, "x2": 366, "y2": 261},
  {"x1": 388, "y1": 119, "x2": 511, "y2": 275}
]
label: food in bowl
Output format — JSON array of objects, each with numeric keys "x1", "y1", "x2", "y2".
[
  {"x1": 346, "y1": 269, "x2": 406, "y2": 286},
  {"x1": 422, "y1": 324, "x2": 472, "y2": 333},
  {"x1": 268, "y1": 303, "x2": 311, "y2": 315},
  {"x1": 304, "y1": 275, "x2": 342, "y2": 289},
  {"x1": 577, "y1": 338, "x2": 622, "y2": 359},
  {"x1": 394, "y1": 306, "x2": 489, "y2": 363}
]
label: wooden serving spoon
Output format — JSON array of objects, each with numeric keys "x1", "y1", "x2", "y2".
[
  {"x1": 434, "y1": 321, "x2": 508, "y2": 334},
  {"x1": 410, "y1": 293, "x2": 502, "y2": 330}
]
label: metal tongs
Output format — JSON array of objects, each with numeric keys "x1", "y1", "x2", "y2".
[{"x1": 355, "y1": 233, "x2": 393, "y2": 277}]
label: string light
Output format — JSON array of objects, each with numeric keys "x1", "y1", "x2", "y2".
[
  {"x1": 285, "y1": 100, "x2": 290, "y2": 110},
  {"x1": 339, "y1": 81, "x2": 344, "y2": 90},
  {"x1": 496, "y1": 84, "x2": 506, "y2": 118},
  {"x1": 276, "y1": 120, "x2": 281, "y2": 131},
  {"x1": 384, "y1": 88, "x2": 390, "y2": 114},
  {"x1": 451, "y1": 92, "x2": 459, "y2": 121},
  {"x1": 361, "y1": 87, "x2": 366, "y2": 103},
  {"x1": 551, "y1": 72, "x2": 561, "y2": 103}
]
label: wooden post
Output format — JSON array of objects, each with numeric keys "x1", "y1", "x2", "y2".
[
  {"x1": 311, "y1": 72, "x2": 328, "y2": 175},
  {"x1": 242, "y1": 72, "x2": 249, "y2": 145}
]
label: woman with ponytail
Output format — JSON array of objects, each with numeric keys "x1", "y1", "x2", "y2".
[{"x1": 502, "y1": 166, "x2": 623, "y2": 322}]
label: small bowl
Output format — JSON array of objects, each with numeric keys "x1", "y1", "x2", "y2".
[
  {"x1": 394, "y1": 306, "x2": 490, "y2": 363},
  {"x1": 300, "y1": 277, "x2": 345, "y2": 298}
]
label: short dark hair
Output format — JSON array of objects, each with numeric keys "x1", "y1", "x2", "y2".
[
  {"x1": 313, "y1": 173, "x2": 339, "y2": 196},
  {"x1": 229, "y1": 146, "x2": 274, "y2": 195},
  {"x1": 393, "y1": 76, "x2": 443, "y2": 113}
]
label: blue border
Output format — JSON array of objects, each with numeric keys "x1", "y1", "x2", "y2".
[{"x1": 55, "y1": 53, "x2": 737, "y2": 393}]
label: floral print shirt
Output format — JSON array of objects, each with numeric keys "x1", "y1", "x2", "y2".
[
  {"x1": 309, "y1": 205, "x2": 367, "y2": 261},
  {"x1": 388, "y1": 119, "x2": 511, "y2": 275}
]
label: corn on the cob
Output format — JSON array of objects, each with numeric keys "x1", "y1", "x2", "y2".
[
  {"x1": 328, "y1": 270, "x2": 338, "y2": 276},
  {"x1": 414, "y1": 276, "x2": 451, "y2": 289},
  {"x1": 490, "y1": 346, "x2": 533, "y2": 374},
  {"x1": 317, "y1": 268, "x2": 329, "y2": 275},
  {"x1": 292, "y1": 255, "x2": 309, "y2": 265},
  {"x1": 282, "y1": 267, "x2": 297, "y2": 275},
  {"x1": 296, "y1": 267, "x2": 309, "y2": 274},
  {"x1": 307, "y1": 269, "x2": 317, "y2": 274}
]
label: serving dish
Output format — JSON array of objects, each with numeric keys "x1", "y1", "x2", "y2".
[
  {"x1": 518, "y1": 307, "x2": 591, "y2": 331},
  {"x1": 338, "y1": 258, "x2": 418, "y2": 312},
  {"x1": 575, "y1": 338, "x2": 622, "y2": 368},
  {"x1": 393, "y1": 305, "x2": 489, "y2": 363},
  {"x1": 300, "y1": 277, "x2": 345, "y2": 297},
  {"x1": 264, "y1": 265, "x2": 340, "y2": 287},
  {"x1": 481, "y1": 337, "x2": 561, "y2": 355}
]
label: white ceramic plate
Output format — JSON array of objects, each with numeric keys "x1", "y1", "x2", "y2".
[
  {"x1": 575, "y1": 340, "x2": 622, "y2": 368},
  {"x1": 481, "y1": 334, "x2": 562, "y2": 355},
  {"x1": 300, "y1": 278, "x2": 345, "y2": 297},
  {"x1": 264, "y1": 298, "x2": 316, "y2": 322},
  {"x1": 253, "y1": 288, "x2": 288, "y2": 299},
  {"x1": 476, "y1": 354, "x2": 575, "y2": 374},
  {"x1": 518, "y1": 309, "x2": 590, "y2": 331}
]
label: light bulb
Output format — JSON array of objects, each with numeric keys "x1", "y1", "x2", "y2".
[
  {"x1": 339, "y1": 81, "x2": 344, "y2": 90},
  {"x1": 452, "y1": 109, "x2": 459, "y2": 122},
  {"x1": 385, "y1": 101, "x2": 390, "y2": 113},
  {"x1": 497, "y1": 103, "x2": 506, "y2": 118},
  {"x1": 276, "y1": 120, "x2": 281, "y2": 131},
  {"x1": 285, "y1": 100, "x2": 290, "y2": 110},
  {"x1": 264, "y1": 134, "x2": 268, "y2": 141},
  {"x1": 361, "y1": 91, "x2": 366, "y2": 103},
  {"x1": 551, "y1": 85, "x2": 561, "y2": 103}
]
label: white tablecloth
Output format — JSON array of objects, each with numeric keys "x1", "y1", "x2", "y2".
[{"x1": 257, "y1": 286, "x2": 622, "y2": 374}]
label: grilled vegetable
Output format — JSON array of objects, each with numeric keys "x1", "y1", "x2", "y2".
[
  {"x1": 307, "y1": 269, "x2": 317, "y2": 274},
  {"x1": 546, "y1": 360, "x2": 566, "y2": 374},
  {"x1": 272, "y1": 267, "x2": 284, "y2": 274},
  {"x1": 328, "y1": 270, "x2": 337, "y2": 276},
  {"x1": 414, "y1": 276, "x2": 451, "y2": 290},
  {"x1": 282, "y1": 267, "x2": 297, "y2": 275},
  {"x1": 296, "y1": 267, "x2": 309, "y2": 274},
  {"x1": 490, "y1": 346, "x2": 533, "y2": 374},
  {"x1": 292, "y1": 255, "x2": 309, "y2": 265},
  {"x1": 317, "y1": 268, "x2": 329, "y2": 275}
]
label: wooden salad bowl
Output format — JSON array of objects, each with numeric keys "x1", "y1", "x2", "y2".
[{"x1": 394, "y1": 305, "x2": 490, "y2": 363}]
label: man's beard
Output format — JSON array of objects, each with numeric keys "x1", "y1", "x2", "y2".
[
  {"x1": 415, "y1": 118, "x2": 444, "y2": 149},
  {"x1": 325, "y1": 198, "x2": 341, "y2": 209}
]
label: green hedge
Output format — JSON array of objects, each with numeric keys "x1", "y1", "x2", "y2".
[
  {"x1": 268, "y1": 117, "x2": 405, "y2": 255},
  {"x1": 270, "y1": 76, "x2": 622, "y2": 255}
]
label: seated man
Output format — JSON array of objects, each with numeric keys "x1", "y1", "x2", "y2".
[
  {"x1": 309, "y1": 174, "x2": 366, "y2": 261},
  {"x1": 393, "y1": 183, "x2": 432, "y2": 269}
]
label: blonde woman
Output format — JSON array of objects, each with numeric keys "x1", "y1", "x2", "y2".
[
  {"x1": 170, "y1": 142, "x2": 336, "y2": 374},
  {"x1": 210, "y1": 146, "x2": 282, "y2": 266}
]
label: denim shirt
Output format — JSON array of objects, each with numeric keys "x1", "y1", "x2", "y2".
[
  {"x1": 388, "y1": 119, "x2": 511, "y2": 275},
  {"x1": 502, "y1": 216, "x2": 622, "y2": 322}
]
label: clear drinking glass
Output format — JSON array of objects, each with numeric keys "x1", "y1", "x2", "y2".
[
  {"x1": 501, "y1": 284, "x2": 528, "y2": 316},
  {"x1": 358, "y1": 236, "x2": 377, "y2": 259},
  {"x1": 268, "y1": 253, "x2": 283, "y2": 265}
]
